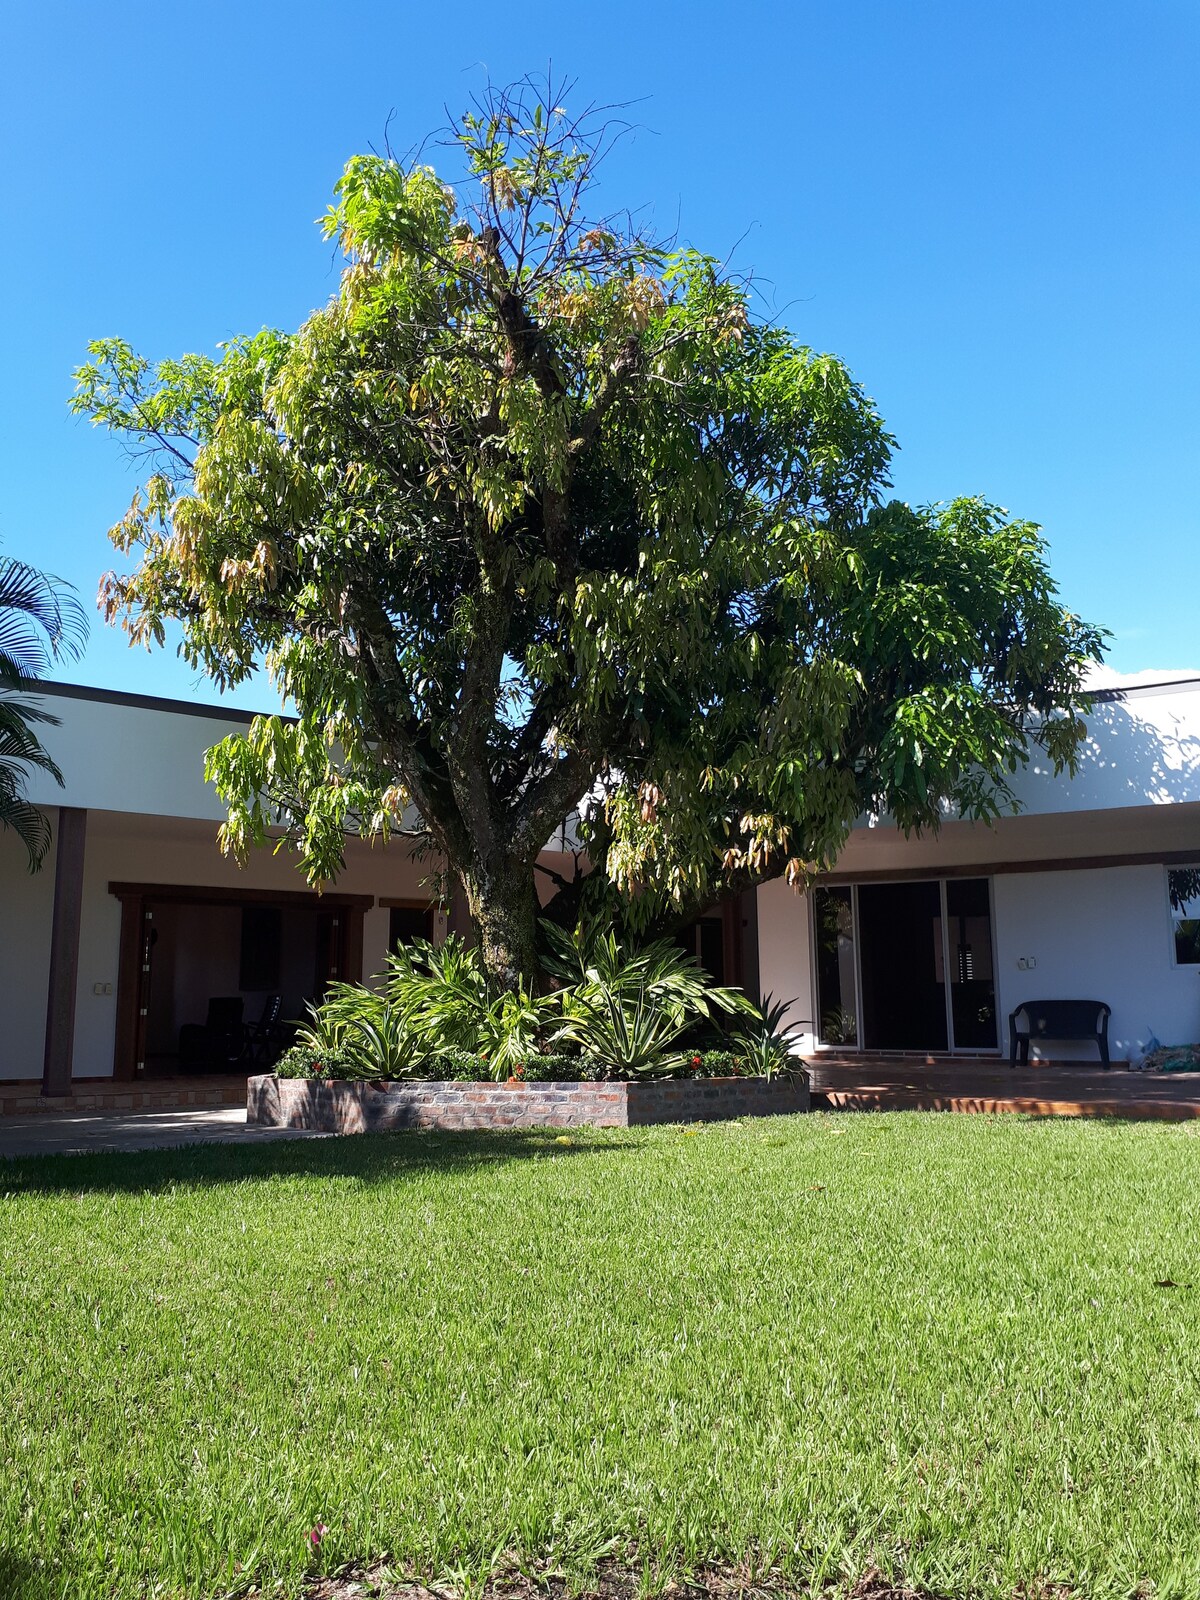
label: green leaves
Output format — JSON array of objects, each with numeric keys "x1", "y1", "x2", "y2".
[
  {"x1": 0, "y1": 551, "x2": 88, "y2": 870},
  {"x1": 543, "y1": 920, "x2": 756, "y2": 1075},
  {"x1": 73, "y1": 78, "x2": 1103, "y2": 980}
]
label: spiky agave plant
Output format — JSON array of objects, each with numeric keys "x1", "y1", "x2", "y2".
[
  {"x1": 732, "y1": 991, "x2": 808, "y2": 1078},
  {"x1": 544, "y1": 919, "x2": 758, "y2": 1075}
]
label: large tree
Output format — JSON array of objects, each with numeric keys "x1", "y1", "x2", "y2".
[{"x1": 74, "y1": 81, "x2": 1102, "y2": 988}]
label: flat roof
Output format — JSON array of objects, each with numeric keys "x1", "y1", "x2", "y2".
[
  {"x1": 32, "y1": 671, "x2": 1200, "y2": 719},
  {"x1": 32, "y1": 680, "x2": 268, "y2": 725}
]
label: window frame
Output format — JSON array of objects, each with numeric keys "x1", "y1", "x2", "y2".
[{"x1": 1165, "y1": 864, "x2": 1200, "y2": 967}]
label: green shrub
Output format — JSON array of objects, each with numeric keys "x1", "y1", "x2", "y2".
[
  {"x1": 688, "y1": 1050, "x2": 744, "y2": 1077},
  {"x1": 422, "y1": 1050, "x2": 587, "y2": 1082},
  {"x1": 274, "y1": 1044, "x2": 361, "y2": 1081},
  {"x1": 275, "y1": 924, "x2": 781, "y2": 1082},
  {"x1": 516, "y1": 1053, "x2": 588, "y2": 1082},
  {"x1": 544, "y1": 921, "x2": 758, "y2": 1076}
]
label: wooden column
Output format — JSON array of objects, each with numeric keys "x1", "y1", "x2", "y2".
[
  {"x1": 41, "y1": 807, "x2": 88, "y2": 1098},
  {"x1": 341, "y1": 904, "x2": 366, "y2": 984},
  {"x1": 737, "y1": 887, "x2": 761, "y2": 1005},
  {"x1": 111, "y1": 892, "x2": 147, "y2": 1081}
]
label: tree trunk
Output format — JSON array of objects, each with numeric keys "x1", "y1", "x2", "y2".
[{"x1": 460, "y1": 857, "x2": 541, "y2": 992}]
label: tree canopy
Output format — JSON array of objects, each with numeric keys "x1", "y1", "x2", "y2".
[{"x1": 73, "y1": 79, "x2": 1104, "y2": 987}]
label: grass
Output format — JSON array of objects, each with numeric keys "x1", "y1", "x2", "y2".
[{"x1": 2, "y1": 1112, "x2": 1200, "y2": 1600}]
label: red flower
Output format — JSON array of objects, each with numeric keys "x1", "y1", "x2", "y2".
[{"x1": 308, "y1": 1521, "x2": 329, "y2": 1549}]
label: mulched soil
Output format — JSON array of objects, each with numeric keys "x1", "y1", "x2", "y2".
[{"x1": 301, "y1": 1559, "x2": 1076, "y2": 1600}]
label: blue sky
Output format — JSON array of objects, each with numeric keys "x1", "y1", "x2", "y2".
[{"x1": 2, "y1": 1, "x2": 1196, "y2": 709}]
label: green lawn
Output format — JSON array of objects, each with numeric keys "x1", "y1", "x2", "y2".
[{"x1": 3, "y1": 1113, "x2": 1200, "y2": 1600}]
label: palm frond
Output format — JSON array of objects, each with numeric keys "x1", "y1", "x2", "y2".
[
  {"x1": 0, "y1": 555, "x2": 88, "y2": 682},
  {"x1": 0, "y1": 766, "x2": 53, "y2": 868}
]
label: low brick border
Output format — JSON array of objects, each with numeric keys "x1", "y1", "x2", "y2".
[{"x1": 247, "y1": 1072, "x2": 810, "y2": 1133}]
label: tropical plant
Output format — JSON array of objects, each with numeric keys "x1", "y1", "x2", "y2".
[
  {"x1": 546, "y1": 920, "x2": 756, "y2": 1075},
  {"x1": 553, "y1": 981, "x2": 699, "y2": 1077},
  {"x1": 292, "y1": 981, "x2": 426, "y2": 1079},
  {"x1": 732, "y1": 991, "x2": 807, "y2": 1078},
  {"x1": 379, "y1": 935, "x2": 557, "y2": 1076},
  {"x1": 543, "y1": 920, "x2": 756, "y2": 1023},
  {"x1": 293, "y1": 935, "x2": 559, "y2": 1081},
  {"x1": 74, "y1": 77, "x2": 1103, "y2": 989},
  {"x1": 274, "y1": 1043, "x2": 359, "y2": 1080},
  {"x1": 821, "y1": 1006, "x2": 859, "y2": 1047},
  {"x1": 0, "y1": 552, "x2": 87, "y2": 868}
]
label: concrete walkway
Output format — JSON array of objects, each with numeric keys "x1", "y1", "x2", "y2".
[{"x1": 0, "y1": 1106, "x2": 329, "y2": 1160}]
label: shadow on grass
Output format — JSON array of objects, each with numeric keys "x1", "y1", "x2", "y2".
[
  {"x1": 0, "y1": 1126, "x2": 643, "y2": 1198},
  {"x1": 0, "y1": 1552, "x2": 43, "y2": 1600}
]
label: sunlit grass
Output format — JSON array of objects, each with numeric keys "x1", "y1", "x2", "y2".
[{"x1": 2, "y1": 1112, "x2": 1200, "y2": 1599}]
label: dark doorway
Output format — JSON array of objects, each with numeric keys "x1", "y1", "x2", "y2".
[
  {"x1": 108, "y1": 884, "x2": 370, "y2": 1080},
  {"x1": 389, "y1": 903, "x2": 436, "y2": 953},
  {"x1": 857, "y1": 880, "x2": 948, "y2": 1051},
  {"x1": 675, "y1": 900, "x2": 743, "y2": 987}
]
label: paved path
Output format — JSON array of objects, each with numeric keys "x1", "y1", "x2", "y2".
[{"x1": 0, "y1": 1107, "x2": 329, "y2": 1160}]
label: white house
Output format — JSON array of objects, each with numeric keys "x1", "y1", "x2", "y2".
[
  {"x1": 758, "y1": 674, "x2": 1200, "y2": 1062},
  {"x1": 1, "y1": 674, "x2": 1198, "y2": 1089}
]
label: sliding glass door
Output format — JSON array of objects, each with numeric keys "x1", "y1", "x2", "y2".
[
  {"x1": 812, "y1": 877, "x2": 998, "y2": 1053},
  {"x1": 813, "y1": 887, "x2": 858, "y2": 1046},
  {"x1": 944, "y1": 877, "x2": 998, "y2": 1050}
]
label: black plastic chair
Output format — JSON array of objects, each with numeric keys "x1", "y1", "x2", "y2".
[
  {"x1": 242, "y1": 994, "x2": 285, "y2": 1069},
  {"x1": 1008, "y1": 1000, "x2": 1112, "y2": 1068},
  {"x1": 178, "y1": 997, "x2": 246, "y2": 1073}
]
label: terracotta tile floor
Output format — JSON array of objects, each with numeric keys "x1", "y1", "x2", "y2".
[
  {"x1": 806, "y1": 1053, "x2": 1200, "y2": 1119},
  {"x1": 6, "y1": 1063, "x2": 1200, "y2": 1124},
  {"x1": 0, "y1": 1075, "x2": 248, "y2": 1118}
]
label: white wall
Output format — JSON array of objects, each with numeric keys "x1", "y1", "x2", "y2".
[
  {"x1": 993, "y1": 865, "x2": 1199, "y2": 1062},
  {"x1": 755, "y1": 877, "x2": 817, "y2": 1051},
  {"x1": 22, "y1": 692, "x2": 249, "y2": 821},
  {"x1": 1005, "y1": 681, "x2": 1200, "y2": 815},
  {"x1": 0, "y1": 823, "x2": 56, "y2": 1079}
]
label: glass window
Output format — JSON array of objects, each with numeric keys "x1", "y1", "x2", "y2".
[
  {"x1": 1168, "y1": 867, "x2": 1200, "y2": 965},
  {"x1": 390, "y1": 904, "x2": 434, "y2": 952},
  {"x1": 813, "y1": 887, "x2": 858, "y2": 1045}
]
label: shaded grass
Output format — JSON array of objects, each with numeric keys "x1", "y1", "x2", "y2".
[{"x1": 2, "y1": 1112, "x2": 1200, "y2": 1599}]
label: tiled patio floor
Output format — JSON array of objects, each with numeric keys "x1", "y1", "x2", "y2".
[
  {"x1": 0, "y1": 1075, "x2": 247, "y2": 1118},
  {"x1": 806, "y1": 1053, "x2": 1200, "y2": 1119},
  {"x1": 6, "y1": 1063, "x2": 1200, "y2": 1125}
]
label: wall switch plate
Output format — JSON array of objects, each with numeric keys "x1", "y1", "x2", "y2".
[{"x1": 92, "y1": 982, "x2": 114, "y2": 996}]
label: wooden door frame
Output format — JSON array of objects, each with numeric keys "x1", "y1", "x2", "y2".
[{"x1": 108, "y1": 882, "x2": 373, "y2": 1080}]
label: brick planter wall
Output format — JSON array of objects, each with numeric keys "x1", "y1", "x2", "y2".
[{"x1": 247, "y1": 1072, "x2": 810, "y2": 1134}]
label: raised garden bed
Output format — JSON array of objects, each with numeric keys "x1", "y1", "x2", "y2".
[{"x1": 247, "y1": 1071, "x2": 810, "y2": 1133}]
